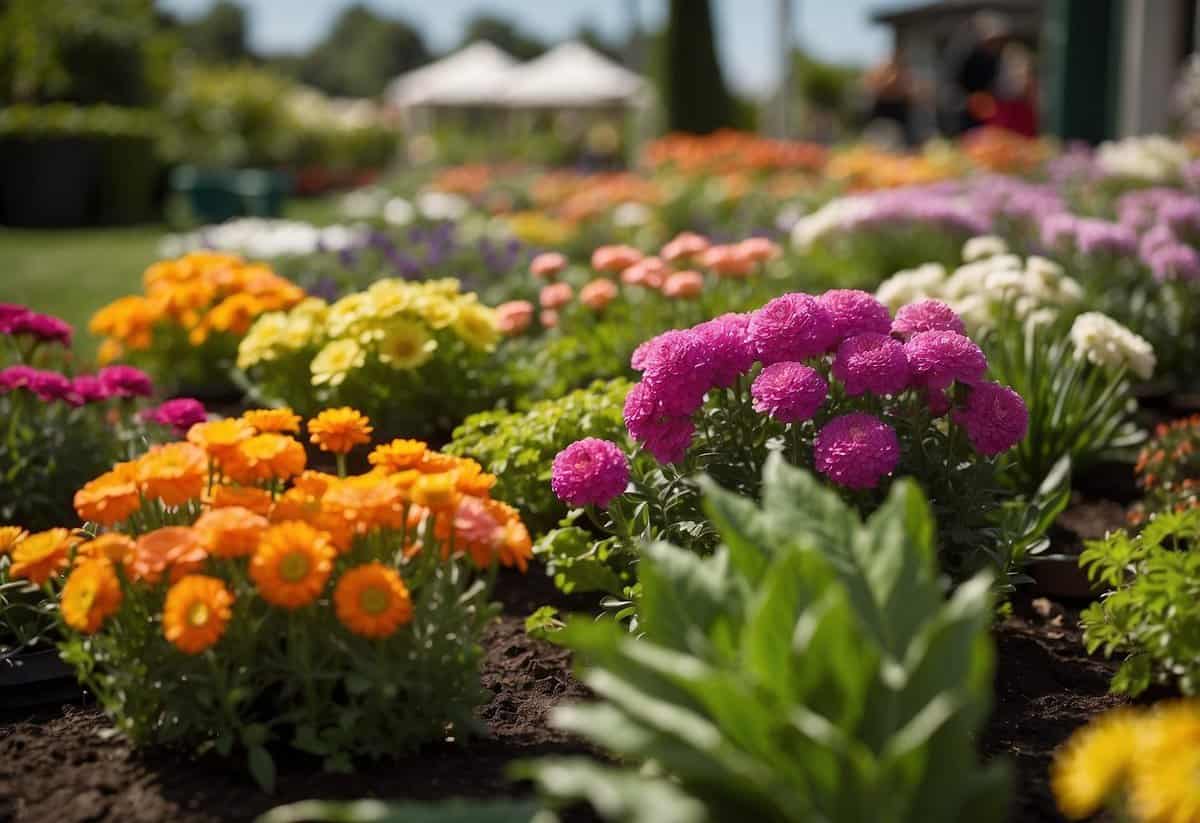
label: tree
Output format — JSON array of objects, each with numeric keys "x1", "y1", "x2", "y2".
[
  {"x1": 298, "y1": 4, "x2": 428, "y2": 98},
  {"x1": 180, "y1": 0, "x2": 248, "y2": 64},
  {"x1": 662, "y1": 0, "x2": 736, "y2": 134},
  {"x1": 459, "y1": 14, "x2": 545, "y2": 61}
]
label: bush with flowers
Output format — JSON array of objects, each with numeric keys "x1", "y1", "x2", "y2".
[
  {"x1": 1129, "y1": 415, "x2": 1200, "y2": 526},
  {"x1": 541, "y1": 287, "x2": 1058, "y2": 617},
  {"x1": 1052, "y1": 699, "x2": 1200, "y2": 823},
  {"x1": 90, "y1": 252, "x2": 307, "y2": 395},
  {"x1": 15, "y1": 407, "x2": 530, "y2": 787},
  {"x1": 237, "y1": 278, "x2": 511, "y2": 441}
]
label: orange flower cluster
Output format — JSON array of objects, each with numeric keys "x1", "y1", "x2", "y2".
[
  {"x1": 47, "y1": 407, "x2": 531, "y2": 654},
  {"x1": 1129, "y1": 414, "x2": 1200, "y2": 524},
  {"x1": 961, "y1": 126, "x2": 1051, "y2": 174},
  {"x1": 642, "y1": 130, "x2": 828, "y2": 175},
  {"x1": 826, "y1": 145, "x2": 963, "y2": 190},
  {"x1": 89, "y1": 252, "x2": 305, "y2": 363}
]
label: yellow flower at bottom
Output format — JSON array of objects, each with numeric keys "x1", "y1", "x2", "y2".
[
  {"x1": 162, "y1": 574, "x2": 234, "y2": 654},
  {"x1": 308, "y1": 407, "x2": 373, "y2": 454},
  {"x1": 1052, "y1": 707, "x2": 1141, "y2": 819},
  {"x1": 61, "y1": 559, "x2": 123, "y2": 634},
  {"x1": 311, "y1": 338, "x2": 365, "y2": 387},
  {"x1": 10, "y1": 528, "x2": 76, "y2": 584},
  {"x1": 250, "y1": 521, "x2": 334, "y2": 609},
  {"x1": 0, "y1": 526, "x2": 28, "y2": 556},
  {"x1": 334, "y1": 563, "x2": 412, "y2": 638},
  {"x1": 1129, "y1": 701, "x2": 1200, "y2": 823}
]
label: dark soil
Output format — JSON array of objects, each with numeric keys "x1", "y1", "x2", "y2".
[
  {"x1": 0, "y1": 565, "x2": 1124, "y2": 823},
  {"x1": 1047, "y1": 496, "x2": 1130, "y2": 557}
]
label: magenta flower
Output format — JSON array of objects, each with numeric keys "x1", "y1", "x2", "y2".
[
  {"x1": 748, "y1": 293, "x2": 835, "y2": 365},
  {"x1": 0, "y1": 304, "x2": 30, "y2": 334},
  {"x1": 832, "y1": 333, "x2": 910, "y2": 397},
  {"x1": 6, "y1": 311, "x2": 72, "y2": 346},
  {"x1": 551, "y1": 438, "x2": 631, "y2": 508},
  {"x1": 0, "y1": 365, "x2": 39, "y2": 392},
  {"x1": 817, "y1": 289, "x2": 892, "y2": 345},
  {"x1": 69, "y1": 375, "x2": 111, "y2": 406},
  {"x1": 904, "y1": 330, "x2": 987, "y2": 391},
  {"x1": 951, "y1": 381, "x2": 1029, "y2": 456},
  {"x1": 28, "y1": 370, "x2": 73, "y2": 402},
  {"x1": 637, "y1": 330, "x2": 710, "y2": 416},
  {"x1": 623, "y1": 381, "x2": 696, "y2": 464},
  {"x1": 693, "y1": 313, "x2": 754, "y2": 389},
  {"x1": 98, "y1": 365, "x2": 154, "y2": 398},
  {"x1": 142, "y1": 398, "x2": 208, "y2": 434},
  {"x1": 925, "y1": 388, "x2": 952, "y2": 418},
  {"x1": 751, "y1": 362, "x2": 827, "y2": 423},
  {"x1": 891, "y1": 300, "x2": 966, "y2": 339},
  {"x1": 1147, "y1": 243, "x2": 1200, "y2": 282},
  {"x1": 814, "y1": 412, "x2": 900, "y2": 490}
]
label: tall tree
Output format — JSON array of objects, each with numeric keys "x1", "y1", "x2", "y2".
[
  {"x1": 181, "y1": 0, "x2": 248, "y2": 64},
  {"x1": 663, "y1": 0, "x2": 736, "y2": 133},
  {"x1": 299, "y1": 4, "x2": 428, "y2": 98}
]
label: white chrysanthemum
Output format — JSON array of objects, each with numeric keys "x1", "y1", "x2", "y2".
[
  {"x1": 613, "y1": 201, "x2": 652, "y2": 227},
  {"x1": 875, "y1": 263, "x2": 947, "y2": 311},
  {"x1": 417, "y1": 190, "x2": 469, "y2": 221},
  {"x1": 383, "y1": 197, "x2": 415, "y2": 226},
  {"x1": 1023, "y1": 308, "x2": 1059, "y2": 335},
  {"x1": 1096, "y1": 135, "x2": 1189, "y2": 183},
  {"x1": 791, "y1": 195, "x2": 874, "y2": 250},
  {"x1": 1069, "y1": 312, "x2": 1156, "y2": 380},
  {"x1": 963, "y1": 235, "x2": 1009, "y2": 262}
]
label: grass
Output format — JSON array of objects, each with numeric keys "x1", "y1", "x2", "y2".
[{"x1": 0, "y1": 196, "x2": 343, "y2": 363}]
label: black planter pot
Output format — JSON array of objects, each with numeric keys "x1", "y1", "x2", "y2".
[
  {"x1": 0, "y1": 136, "x2": 100, "y2": 227},
  {"x1": 0, "y1": 647, "x2": 82, "y2": 710}
]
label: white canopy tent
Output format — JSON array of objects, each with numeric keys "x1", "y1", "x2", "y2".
[
  {"x1": 385, "y1": 41, "x2": 518, "y2": 110},
  {"x1": 499, "y1": 41, "x2": 648, "y2": 109}
]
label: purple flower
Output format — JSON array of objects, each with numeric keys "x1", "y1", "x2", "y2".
[
  {"x1": 28, "y1": 370, "x2": 72, "y2": 402},
  {"x1": 751, "y1": 362, "x2": 828, "y2": 423},
  {"x1": 891, "y1": 300, "x2": 966, "y2": 339},
  {"x1": 1147, "y1": 243, "x2": 1200, "y2": 282},
  {"x1": 1138, "y1": 223, "x2": 1177, "y2": 260},
  {"x1": 1075, "y1": 219, "x2": 1136, "y2": 257},
  {"x1": 142, "y1": 398, "x2": 208, "y2": 434},
  {"x1": 1039, "y1": 213, "x2": 1077, "y2": 249},
  {"x1": 550, "y1": 438, "x2": 631, "y2": 508},
  {"x1": 637, "y1": 330, "x2": 711, "y2": 416},
  {"x1": 0, "y1": 304, "x2": 30, "y2": 334},
  {"x1": 693, "y1": 313, "x2": 754, "y2": 389},
  {"x1": 6, "y1": 312, "x2": 72, "y2": 346},
  {"x1": 98, "y1": 365, "x2": 153, "y2": 398},
  {"x1": 817, "y1": 289, "x2": 892, "y2": 345},
  {"x1": 904, "y1": 331, "x2": 987, "y2": 391},
  {"x1": 748, "y1": 293, "x2": 835, "y2": 365},
  {"x1": 623, "y1": 381, "x2": 695, "y2": 464},
  {"x1": 1161, "y1": 197, "x2": 1200, "y2": 235},
  {"x1": 925, "y1": 388, "x2": 952, "y2": 417},
  {"x1": 832, "y1": 333, "x2": 910, "y2": 397},
  {"x1": 951, "y1": 381, "x2": 1028, "y2": 456},
  {"x1": 814, "y1": 412, "x2": 900, "y2": 490},
  {"x1": 69, "y1": 375, "x2": 110, "y2": 406}
]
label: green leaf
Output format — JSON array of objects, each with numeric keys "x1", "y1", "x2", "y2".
[
  {"x1": 248, "y1": 745, "x2": 276, "y2": 794},
  {"x1": 257, "y1": 798, "x2": 541, "y2": 823},
  {"x1": 523, "y1": 758, "x2": 706, "y2": 823}
]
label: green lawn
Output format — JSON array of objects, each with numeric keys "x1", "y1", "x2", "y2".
[{"x1": 0, "y1": 196, "x2": 343, "y2": 363}]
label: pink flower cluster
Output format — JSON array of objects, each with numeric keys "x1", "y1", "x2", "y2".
[
  {"x1": 0, "y1": 364, "x2": 153, "y2": 406},
  {"x1": 551, "y1": 438, "x2": 631, "y2": 508},
  {"x1": 615, "y1": 289, "x2": 1026, "y2": 490},
  {"x1": 0, "y1": 303, "x2": 72, "y2": 346},
  {"x1": 141, "y1": 397, "x2": 208, "y2": 434}
]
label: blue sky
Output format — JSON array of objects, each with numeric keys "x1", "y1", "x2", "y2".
[{"x1": 161, "y1": 0, "x2": 901, "y2": 96}]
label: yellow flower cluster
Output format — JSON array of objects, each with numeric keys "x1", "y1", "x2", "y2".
[
  {"x1": 31, "y1": 407, "x2": 530, "y2": 654},
  {"x1": 237, "y1": 279, "x2": 500, "y2": 387},
  {"x1": 1053, "y1": 699, "x2": 1200, "y2": 822},
  {"x1": 90, "y1": 252, "x2": 306, "y2": 363}
]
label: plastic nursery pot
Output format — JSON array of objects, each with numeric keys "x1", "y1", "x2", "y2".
[
  {"x1": 1027, "y1": 554, "x2": 1104, "y2": 601},
  {"x1": 1072, "y1": 460, "x2": 1138, "y2": 506},
  {"x1": 0, "y1": 647, "x2": 82, "y2": 711}
]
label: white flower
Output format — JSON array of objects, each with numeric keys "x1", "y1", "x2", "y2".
[
  {"x1": 963, "y1": 235, "x2": 1009, "y2": 262},
  {"x1": 1096, "y1": 135, "x2": 1189, "y2": 183},
  {"x1": 383, "y1": 197, "x2": 415, "y2": 226},
  {"x1": 341, "y1": 187, "x2": 388, "y2": 219},
  {"x1": 790, "y1": 195, "x2": 873, "y2": 250},
  {"x1": 613, "y1": 201, "x2": 652, "y2": 227},
  {"x1": 417, "y1": 191, "x2": 468, "y2": 221},
  {"x1": 875, "y1": 263, "x2": 947, "y2": 311},
  {"x1": 1023, "y1": 308, "x2": 1059, "y2": 335},
  {"x1": 1068, "y1": 311, "x2": 1156, "y2": 380}
]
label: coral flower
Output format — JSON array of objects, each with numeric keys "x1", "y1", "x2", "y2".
[
  {"x1": 74, "y1": 467, "x2": 141, "y2": 526},
  {"x1": 700, "y1": 244, "x2": 755, "y2": 278},
  {"x1": 539, "y1": 309, "x2": 559, "y2": 328},
  {"x1": 250, "y1": 521, "x2": 335, "y2": 609},
  {"x1": 194, "y1": 506, "x2": 269, "y2": 558},
  {"x1": 61, "y1": 559, "x2": 123, "y2": 634},
  {"x1": 661, "y1": 270, "x2": 704, "y2": 299},
  {"x1": 308, "y1": 407, "x2": 373, "y2": 454},
  {"x1": 737, "y1": 237, "x2": 780, "y2": 264},
  {"x1": 539, "y1": 282, "x2": 574, "y2": 310},
  {"x1": 163, "y1": 575, "x2": 234, "y2": 654},
  {"x1": 0, "y1": 526, "x2": 28, "y2": 555},
  {"x1": 530, "y1": 252, "x2": 568, "y2": 279},
  {"x1": 591, "y1": 244, "x2": 643, "y2": 273},
  {"x1": 495, "y1": 300, "x2": 534, "y2": 336},
  {"x1": 411, "y1": 472, "x2": 460, "y2": 511},
  {"x1": 369, "y1": 439, "x2": 428, "y2": 472},
  {"x1": 137, "y1": 442, "x2": 208, "y2": 507},
  {"x1": 241, "y1": 408, "x2": 302, "y2": 434},
  {"x1": 127, "y1": 527, "x2": 206, "y2": 585},
  {"x1": 9, "y1": 528, "x2": 75, "y2": 584},
  {"x1": 334, "y1": 563, "x2": 412, "y2": 639},
  {"x1": 76, "y1": 533, "x2": 135, "y2": 565},
  {"x1": 188, "y1": 418, "x2": 255, "y2": 464},
  {"x1": 579, "y1": 278, "x2": 619, "y2": 311},
  {"x1": 208, "y1": 484, "x2": 274, "y2": 517},
  {"x1": 660, "y1": 231, "x2": 710, "y2": 263}
]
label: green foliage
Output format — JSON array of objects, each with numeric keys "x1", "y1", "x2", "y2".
[
  {"x1": 1080, "y1": 507, "x2": 1200, "y2": 696},
  {"x1": 0, "y1": 103, "x2": 159, "y2": 138},
  {"x1": 297, "y1": 4, "x2": 429, "y2": 98},
  {"x1": 178, "y1": 0, "x2": 248, "y2": 65},
  {"x1": 663, "y1": 0, "x2": 735, "y2": 134},
  {"x1": 1129, "y1": 415, "x2": 1200, "y2": 523},
  {"x1": 257, "y1": 798, "x2": 541, "y2": 823},
  {"x1": 459, "y1": 16, "x2": 546, "y2": 61},
  {"x1": 447, "y1": 379, "x2": 631, "y2": 533},
  {"x1": 524, "y1": 455, "x2": 1008, "y2": 822}
]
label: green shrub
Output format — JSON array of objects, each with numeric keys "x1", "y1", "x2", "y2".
[{"x1": 526, "y1": 455, "x2": 1009, "y2": 823}]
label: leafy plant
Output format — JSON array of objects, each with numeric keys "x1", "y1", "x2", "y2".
[
  {"x1": 524, "y1": 455, "x2": 1009, "y2": 823},
  {"x1": 1080, "y1": 507, "x2": 1200, "y2": 696},
  {"x1": 257, "y1": 798, "x2": 540, "y2": 823}
]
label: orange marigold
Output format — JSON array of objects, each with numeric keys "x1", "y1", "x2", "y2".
[
  {"x1": 76, "y1": 533, "x2": 135, "y2": 565},
  {"x1": 451, "y1": 458, "x2": 496, "y2": 497},
  {"x1": 127, "y1": 527, "x2": 207, "y2": 585},
  {"x1": 308, "y1": 408, "x2": 373, "y2": 454},
  {"x1": 270, "y1": 487, "x2": 323, "y2": 524},
  {"x1": 411, "y1": 472, "x2": 460, "y2": 512},
  {"x1": 137, "y1": 442, "x2": 207, "y2": 507},
  {"x1": 241, "y1": 408, "x2": 302, "y2": 434},
  {"x1": 368, "y1": 439, "x2": 427, "y2": 472},
  {"x1": 417, "y1": 451, "x2": 458, "y2": 474},
  {"x1": 61, "y1": 559, "x2": 123, "y2": 634},
  {"x1": 293, "y1": 470, "x2": 337, "y2": 497},
  {"x1": 74, "y1": 465, "x2": 142, "y2": 526},
  {"x1": 333, "y1": 563, "x2": 412, "y2": 638},
  {"x1": 194, "y1": 506, "x2": 268, "y2": 558},
  {"x1": 163, "y1": 574, "x2": 233, "y2": 654},
  {"x1": 207, "y1": 484, "x2": 274, "y2": 517},
  {"x1": 250, "y1": 521, "x2": 334, "y2": 609},
  {"x1": 227, "y1": 433, "x2": 307, "y2": 483},
  {"x1": 323, "y1": 474, "x2": 405, "y2": 534},
  {"x1": 9, "y1": 528, "x2": 76, "y2": 584},
  {"x1": 0, "y1": 526, "x2": 29, "y2": 556},
  {"x1": 188, "y1": 418, "x2": 254, "y2": 464}
]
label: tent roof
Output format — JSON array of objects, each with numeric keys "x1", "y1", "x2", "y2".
[
  {"x1": 500, "y1": 41, "x2": 645, "y2": 107},
  {"x1": 386, "y1": 41, "x2": 518, "y2": 108}
]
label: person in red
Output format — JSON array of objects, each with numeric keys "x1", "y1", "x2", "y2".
[{"x1": 987, "y1": 43, "x2": 1038, "y2": 137}]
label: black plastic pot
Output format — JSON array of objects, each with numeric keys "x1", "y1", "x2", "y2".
[
  {"x1": 0, "y1": 136, "x2": 100, "y2": 227},
  {"x1": 1028, "y1": 554, "x2": 1103, "y2": 601},
  {"x1": 0, "y1": 647, "x2": 81, "y2": 710}
]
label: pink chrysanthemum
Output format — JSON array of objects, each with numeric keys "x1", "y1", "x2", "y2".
[
  {"x1": 551, "y1": 438, "x2": 631, "y2": 508},
  {"x1": 28, "y1": 370, "x2": 72, "y2": 402},
  {"x1": 813, "y1": 412, "x2": 900, "y2": 490},
  {"x1": 0, "y1": 304, "x2": 30, "y2": 334},
  {"x1": 0, "y1": 365, "x2": 39, "y2": 392},
  {"x1": 693, "y1": 313, "x2": 754, "y2": 389},
  {"x1": 143, "y1": 398, "x2": 208, "y2": 434},
  {"x1": 891, "y1": 300, "x2": 966, "y2": 339},
  {"x1": 903, "y1": 330, "x2": 987, "y2": 391},
  {"x1": 832, "y1": 333, "x2": 910, "y2": 397},
  {"x1": 951, "y1": 381, "x2": 1029, "y2": 456},
  {"x1": 748, "y1": 293, "x2": 835, "y2": 365},
  {"x1": 98, "y1": 365, "x2": 154, "y2": 398},
  {"x1": 69, "y1": 375, "x2": 111, "y2": 406},
  {"x1": 623, "y1": 381, "x2": 696, "y2": 464},
  {"x1": 637, "y1": 330, "x2": 710, "y2": 416},
  {"x1": 751, "y1": 362, "x2": 827, "y2": 423},
  {"x1": 6, "y1": 311, "x2": 72, "y2": 346},
  {"x1": 925, "y1": 388, "x2": 952, "y2": 418},
  {"x1": 818, "y1": 289, "x2": 892, "y2": 345}
]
